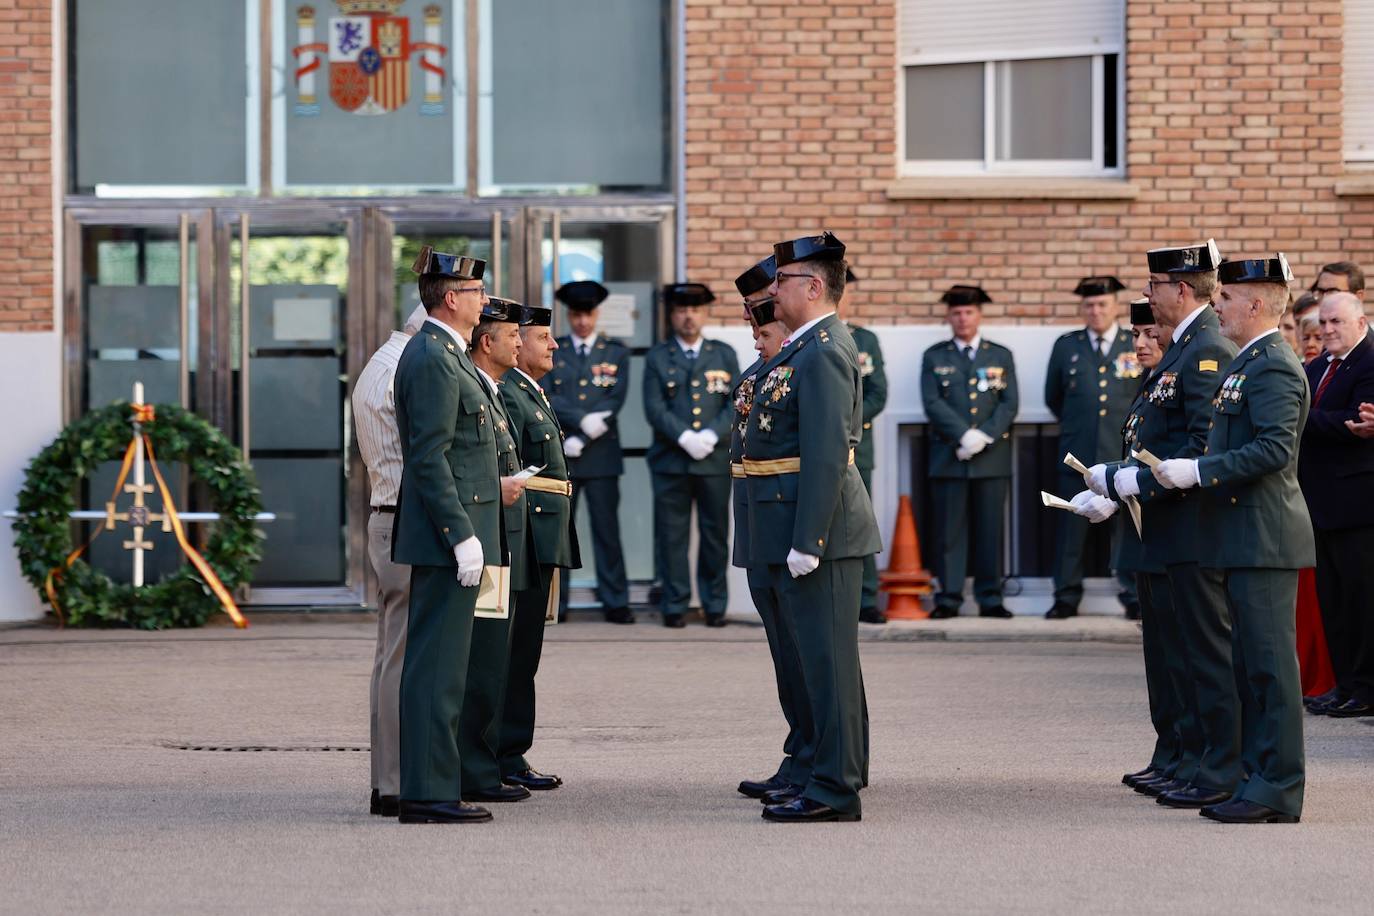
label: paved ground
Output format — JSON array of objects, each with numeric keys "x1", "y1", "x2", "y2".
[{"x1": 2, "y1": 617, "x2": 1371, "y2": 914}]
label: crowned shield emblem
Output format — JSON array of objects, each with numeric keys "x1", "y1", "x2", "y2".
[{"x1": 296, "y1": 1, "x2": 440, "y2": 116}]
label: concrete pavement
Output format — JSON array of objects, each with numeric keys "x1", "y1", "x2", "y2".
[{"x1": 1, "y1": 618, "x2": 1371, "y2": 914}]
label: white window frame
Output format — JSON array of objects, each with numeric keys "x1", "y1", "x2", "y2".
[{"x1": 898, "y1": 48, "x2": 1125, "y2": 179}]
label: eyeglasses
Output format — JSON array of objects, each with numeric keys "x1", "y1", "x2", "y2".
[
  {"x1": 774, "y1": 272, "x2": 815, "y2": 285},
  {"x1": 1312, "y1": 286, "x2": 1345, "y2": 297},
  {"x1": 1144, "y1": 279, "x2": 1195, "y2": 293},
  {"x1": 454, "y1": 285, "x2": 487, "y2": 296}
]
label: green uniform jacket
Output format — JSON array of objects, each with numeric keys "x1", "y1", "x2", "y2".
[
  {"x1": 1194, "y1": 332, "x2": 1316, "y2": 569},
  {"x1": 743, "y1": 315, "x2": 882, "y2": 564},
  {"x1": 920, "y1": 339, "x2": 1019, "y2": 479},
  {"x1": 391, "y1": 323, "x2": 502, "y2": 566},
  {"x1": 1045, "y1": 327, "x2": 1142, "y2": 464},
  {"x1": 1109, "y1": 306, "x2": 1236, "y2": 566},
  {"x1": 476, "y1": 374, "x2": 530, "y2": 593},
  {"x1": 643, "y1": 338, "x2": 740, "y2": 476},
  {"x1": 548, "y1": 335, "x2": 631, "y2": 479},
  {"x1": 501, "y1": 369, "x2": 581, "y2": 570},
  {"x1": 1114, "y1": 374, "x2": 1163, "y2": 575},
  {"x1": 849, "y1": 324, "x2": 887, "y2": 472},
  {"x1": 730, "y1": 357, "x2": 763, "y2": 568}
]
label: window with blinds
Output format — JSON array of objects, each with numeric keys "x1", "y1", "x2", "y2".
[
  {"x1": 898, "y1": 0, "x2": 1124, "y2": 177},
  {"x1": 1346, "y1": 2, "x2": 1374, "y2": 162}
]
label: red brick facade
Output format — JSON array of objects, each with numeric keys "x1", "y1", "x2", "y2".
[
  {"x1": 0, "y1": 0, "x2": 52, "y2": 332},
  {"x1": 685, "y1": 0, "x2": 1374, "y2": 325}
]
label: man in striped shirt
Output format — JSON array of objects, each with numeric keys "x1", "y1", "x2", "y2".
[{"x1": 352, "y1": 303, "x2": 429, "y2": 817}]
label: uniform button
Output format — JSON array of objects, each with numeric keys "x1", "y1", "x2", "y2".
[
  {"x1": 1099, "y1": 379, "x2": 1107, "y2": 388},
  {"x1": 1099, "y1": 394, "x2": 1107, "y2": 402},
  {"x1": 1099, "y1": 366, "x2": 1107, "y2": 374},
  {"x1": 968, "y1": 378, "x2": 976, "y2": 386},
  {"x1": 544, "y1": 433, "x2": 551, "y2": 440},
  {"x1": 474, "y1": 495, "x2": 481, "y2": 501},
  {"x1": 1098, "y1": 408, "x2": 1107, "y2": 417},
  {"x1": 579, "y1": 394, "x2": 587, "y2": 401},
  {"x1": 1203, "y1": 447, "x2": 1209, "y2": 454},
  {"x1": 693, "y1": 421, "x2": 702, "y2": 429},
  {"x1": 692, "y1": 407, "x2": 702, "y2": 415},
  {"x1": 970, "y1": 407, "x2": 979, "y2": 414},
  {"x1": 969, "y1": 392, "x2": 978, "y2": 400},
  {"x1": 579, "y1": 379, "x2": 588, "y2": 386},
  {"x1": 443, "y1": 527, "x2": 449, "y2": 533},
  {"x1": 863, "y1": 422, "x2": 871, "y2": 430},
  {"x1": 817, "y1": 538, "x2": 824, "y2": 546},
  {"x1": 691, "y1": 380, "x2": 701, "y2": 388},
  {"x1": 535, "y1": 506, "x2": 542, "y2": 513},
  {"x1": 1208, "y1": 421, "x2": 1214, "y2": 429},
  {"x1": 692, "y1": 393, "x2": 701, "y2": 400},
  {"x1": 1212, "y1": 478, "x2": 1220, "y2": 486}
]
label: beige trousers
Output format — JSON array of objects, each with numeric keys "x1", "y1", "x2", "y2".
[{"x1": 367, "y1": 510, "x2": 411, "y2": 795}]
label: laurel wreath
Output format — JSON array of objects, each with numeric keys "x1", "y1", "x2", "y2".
[{"x1": 12, "y1": 403, "x2": 264, "y2": 629}]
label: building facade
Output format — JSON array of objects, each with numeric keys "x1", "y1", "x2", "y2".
[{"x1": 2, "y1": 0, "x2": 1372, "y2": 620}]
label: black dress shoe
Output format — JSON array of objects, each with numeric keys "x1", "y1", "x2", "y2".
[
  {"x1": 928, "y1": 606, "x2": 958, "y2": 619},
  {"x1": 761, "y1": 796, "x2": 860, "y2": 823},
  {"x1": 859, "y1": 607, "x2": 888, "y2": 625},
  {"x1": 1304, "y1": 688, "x2": 1342, "y2": 711},
  {"x1": 397, "y1": 800, "x2": 493, "y2": 824},
  {"x1": 979, "y1": 606, "x2": 1014, "y2": 619},
  {"x1": 761, "y1": 784, "x2": 804, "y2": 805},
  {"x1": 1122, "y1": 765, "x2": 1158, "y2": 787},
  {"x1": 369, "y1": 788, "x2": 399, "y2": 817},
  {"x1": 462, "y1": 784, "x2": 532, "y2": 803},
  {"x1": 1044, "y1": 601, "x2": 1078, "y2": 620},
  {"x1": 662, "y1": 614, "x2": 686, "y2": 629},
  {"x1": 704, "y1": 614, "x2": 728, "y2": 628},
  {"x1": 1325, "y1": 698, "x2": 1374, "y2": 718},
  {"x1": 1134, "y1": 776, "x2": 1183, "y2": 797},
  {"x1": 1123, "y1": 601, "x2": 1142, "y2": 620},
  {"x1": 504, "y1": 768, "x2": 562, "y2": 790},
  {"x1": 1157, "y1": 785, "x2": 1232, "y2": 808},
  {"x1": 738, "y1": 774, "x2": 791, "y2": 799},
  {"x1": 1200, "y1": 799, "x2": 1300, "y2": 824},
  {"x1": 604, "y1": 607, "x2": 635, "y2": 625}
]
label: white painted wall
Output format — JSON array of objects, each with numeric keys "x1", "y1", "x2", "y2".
[{"x1": 0, "y1": 331, "x2": 64, "y2": 622}]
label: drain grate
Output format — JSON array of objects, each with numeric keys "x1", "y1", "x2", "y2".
[{"x1": 163, "y1": 742, "x2": 368, "y2": 753}]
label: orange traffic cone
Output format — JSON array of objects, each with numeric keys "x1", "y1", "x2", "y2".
[{"x1": 879, "y1": 495, "x2": 933, "y2": 619}]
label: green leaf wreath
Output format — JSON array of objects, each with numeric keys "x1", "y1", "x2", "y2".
[{"x1": 12, "y1": 402, "x2": 264, "y2": 629}]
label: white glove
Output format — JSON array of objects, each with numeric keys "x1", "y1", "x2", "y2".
[
  {"x1": 699, "y1": 429, "x2": 719, "y2": 449},
  {"x1": 562, "y1": 435, "x2": 585, "y2": 459},
  {"x1": 677, "y1": 430, "x2": 712, "y2": 461},
  {"x1": 1113, "y1": 466, "x2": 1140, "y2": 499},
  {"x1": 786, "y1": 548, "x2": 821, "y2": 579},
  {"x1": 453, "y1": 536, "x2": 484, "y2": 588},
  {"x1": 1069, "y1": 489, "x2": 1098, "y2": 512},
  {"x1": 958, "y1": 429, "x2": 991, "y2": 457},
  {"x1": 1155, "y1": 458, "x2": 1201, "y2": 490},
  {"x1": 1075, "y1": 494, "x2": 1119, "y2": 524},
  {"x1": 1084, "y1": 463, "x2": 1110, "y2": 497},
  {"x1": 955, "y1": 446, "x2": 973, "y2": 461},
  {"x1": 579, "y1": 410, "x2": 611, "y2": 440}
]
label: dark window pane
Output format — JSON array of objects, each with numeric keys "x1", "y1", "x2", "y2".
[
  {"x1": 995, "y1": 57, "x2": 1093, "y2": 161},
  {"x1": 904, "y1": 63, "x2": 984, "y2": 161}
]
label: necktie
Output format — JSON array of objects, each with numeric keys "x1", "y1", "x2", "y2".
[
  {"x1": 578, "y1": 343, "x2": 588, "y2": 358},
  {"x1": 963, "y1": 345, "x2": 974, "y2": 361},
  {"x1": 686, "y1": 349, "x2": 697, "y2": 362},
  {"x1": 1313, "y1": 358, "x2": 1342, "y2": 405}
]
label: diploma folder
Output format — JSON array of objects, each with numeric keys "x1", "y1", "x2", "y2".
[{"x1": 475, "y1": 565, "x2": 511, "y2": 619}]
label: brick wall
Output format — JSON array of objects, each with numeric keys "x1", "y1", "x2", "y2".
[
  {"x1": 0, "y1": 0, "x2": 52, "y2": 332},
  {"x1": 684, "y1": 0, "x2": 1374, "y2": 326}
]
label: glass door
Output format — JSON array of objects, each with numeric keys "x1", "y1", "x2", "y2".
[{"x1": 214, "y1": 206, "x2": 365, "y2": 605}]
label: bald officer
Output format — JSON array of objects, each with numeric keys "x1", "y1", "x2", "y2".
[
  {"x1": 1045, "y1": 276, "x2": 1142, "y2": 619},
  {"x1": 920, "y1": 285, "x2": 1019, "y2": 619}
]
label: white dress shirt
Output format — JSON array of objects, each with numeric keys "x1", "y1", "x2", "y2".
[
  {"x1": 570, "y1": 331, "x2": 598, "y2": 356},
  {"x1": 785, "y1": 311, "x2": 837, "y2": 345},
  {"x1": 1172, "y1": 304, "x2": 1210, "y2": 343}
]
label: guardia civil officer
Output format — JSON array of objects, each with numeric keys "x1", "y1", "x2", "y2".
[
  {"x1": 919, "y1": 286, "x2": 1019, "y2": 618},
  {"x1": 1045, "y1": 276, "x2": 1143, "y2": 619},
  {"x1": 390, "y1": 247, "x2": 525, "y2": 824},
  {"x1": 745, "y1": 232, "x2": 881, "y2": 823},
  {"x1": 1152, "y1": 254, "x2": 1312, "y2": 824},
  {"x1": 548, "y1": 281, "x2": 633, "y2": 624},
  {"x1": 839, "y1": 268, "x2": 889, "y2": 624},
  {"x1": 644, "y1": 283, "x2": 740, "y2": 627},
  {"x1": 1084, "y1": 240, "x2": 1240, "y2": 810},
  {"x1": 730, "y1": 257, "x2": 816, "y2": 803},
  {"x1": 498, "y1": 302, "x2": 580, "y2": 792},
  {"x1": 456, "y1": 296, "x2": 535, "y2": 805}
]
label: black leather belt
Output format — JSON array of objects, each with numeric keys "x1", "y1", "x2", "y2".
[{"x1": 373, "y1": 505, "x2": 397, "y2": 514}]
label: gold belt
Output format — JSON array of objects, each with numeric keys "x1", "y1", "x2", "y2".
[
  {"x1": 523, "y1": 476, "x2": 572, "y2": 497},
  {"x1": 730, "y1": 463, "x2": 746, "y2": 479},
  {"x1": 742, "y1": 449, "x2": 854, "y2": 477}
]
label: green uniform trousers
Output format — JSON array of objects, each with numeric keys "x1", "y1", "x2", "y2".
[
  {"x1": 499, "y1": 565, "x2": 556, "y2": 776},
  {"x1": 399, "y1": 565, "x2": 478, "y2": 801},
  {"x1": 858, "y1": 466, "x2": 879, "y2": 612},
  {"x1": 1137, "y1": 572, "x2": 1200, "y2": 778},
  {"x1": 651, "y1": 472, "x2": 731, "y2": 617},
  {"x1": 931, "y1": 477, "x2": 1008, "y2": 610},
  {"x1": 457, "y1": 601, "x2": 516, "y2": 794},
  {"x1": 1166, "y1": 562, "x2": 1241, "y2": 793},
  {"x1": 749, "y1": 565, "x2": 814, "y2": 785},
  {"x1": 1214, "y1": 567, "x2": 1306, "y2": 817},
  {"x1": 768, "y1": 557, "x2": 866, "y2": 815}
]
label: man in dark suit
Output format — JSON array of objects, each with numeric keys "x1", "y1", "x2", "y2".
[
  {"x1": 499, "y1": 302, "x2": 579, "y2": 792},
  {"x1": 1088, "y1": 239, "x2": 1240, "y2": 811},
  {"x1": 745, "y1": 232, "x2": 882, "y2": 822},
  {"x1": 839, "y1": 268, "x2": 889, "y2": 624},
  {"x1": 643, "y1": 283, "x2": 740, "y2": 628},
  {"x1": 390, "y1": 247, "x2": 525, "y2": 825},
  {"x1": 920, "y1": 285, "x2": 1019, "y2": 619},
  {"x1": 1044, "y1": 276, "x2": 1142, "y2": 619},
  {"x1": 548, "y1": 280, "x2": 633, "y2": 624},
  {"x1": 1148, "y1": 253, "x2": 1313, "y2": 824},
  {"x1": 1298, "y1": 291, "x2": 1374, "y2": 717}
]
